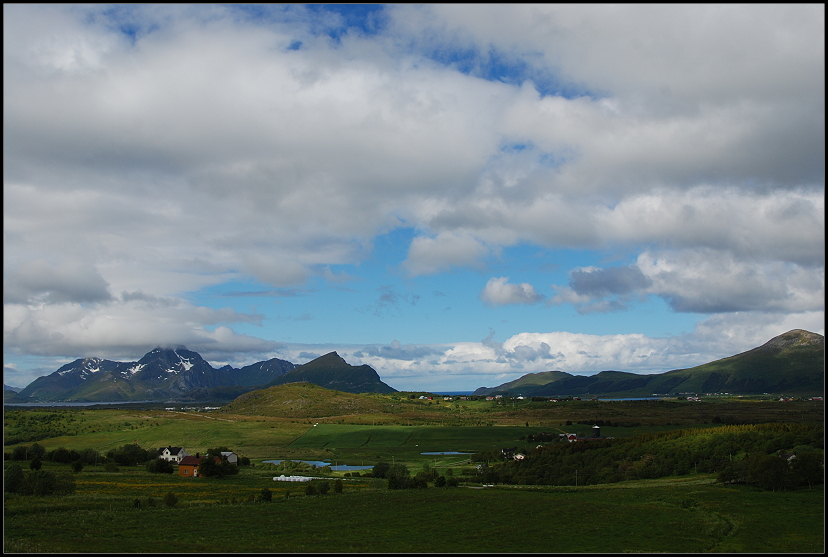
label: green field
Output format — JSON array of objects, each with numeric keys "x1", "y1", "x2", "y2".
[
  {"x1": 291, "y1": 423, "x2": 537, "y2": 452},
  {"x1": 2, "y1": 408, "x2": 310, "y2": 458},
  {"x1": 4, "y1": 466, "x2": 823, "y2": 553},
  {"x1": 4, "y1": 398, "x2": 824, "y2": 552}
]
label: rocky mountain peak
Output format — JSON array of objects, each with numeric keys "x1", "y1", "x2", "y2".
[{"x1": 757, "y1": 329, "x2": 824, "y2": 352}]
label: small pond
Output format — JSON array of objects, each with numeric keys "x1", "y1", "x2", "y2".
[
  {"x1": 262, "y1": 460, "x2": 373, "y2": 471},
  {"x1": 596, "y1": 397, "x2": 664, "y2": 401}
]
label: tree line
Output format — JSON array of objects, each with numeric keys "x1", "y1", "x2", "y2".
[
  {"x1": 371, "y1": 461, "x2": 460, "y2": 489},
  {"x1": 473, "y1": 423, "x2": 823, "y2": 491}
]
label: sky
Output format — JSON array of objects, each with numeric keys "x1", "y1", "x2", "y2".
[{"x1": 3, "y1": 4, "x2": 824, "y2": 391}]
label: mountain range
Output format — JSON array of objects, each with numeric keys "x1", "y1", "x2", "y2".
[
  {"x1": 9, "y1": 348, "x2": 395, "y2": 403},
  {"x1": 474, "y1": 329, "x2": 824, "y2": 397},
  {"x1": 5, "y1": 329, "x2": 823, "y2": 403}
]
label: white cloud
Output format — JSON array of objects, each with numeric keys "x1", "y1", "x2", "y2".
[
  {"x1": 480, "y1": 277, "x2": 544, "y2": 306},
  {"x1": 403, "y1": 232, "x2": 491, "y2": 276},
  {"x1": 3, "y1": 297, "x2": 272, "y2": 361},
  {"x1": 637, "y1": 249, "x2": 824, "y2": 314},
  {"x1": 598, "y1": 187, "x2": 824, "y2": 266},
  {"x1": 2, "y1": 5, "x2": 823, "y2": 389},
  {"x1": 3, "y1": 259, "x2": 113, "y2": 305}
]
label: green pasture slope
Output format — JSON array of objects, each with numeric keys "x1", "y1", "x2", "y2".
[
  {"x1": 285, "y1": 423, "x2": 749, "y2": 468},
  {"x1": 2, "y1": 407, "x2": 310, "y2": 457},
  {"x1": 283, "y1": 424, "x2": 544, "y2": 467},
  {"x1": 4, "y1": 470, "x2": 823, "y2": 553},
  {"x1": 289, "y1": 424, "x2": 535, "y2": 451}
]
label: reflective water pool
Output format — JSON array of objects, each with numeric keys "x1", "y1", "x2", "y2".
[{"x1": 262, "y1": 460, "x2": 374, "y2": 471}]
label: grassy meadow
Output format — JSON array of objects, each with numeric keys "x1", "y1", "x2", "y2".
[
  {"x1": 4, "y1": 468, "x2": 823, "y2": 553},
  {"x1": 4, "y1": 395, "x2": 824, "y2": 552}
]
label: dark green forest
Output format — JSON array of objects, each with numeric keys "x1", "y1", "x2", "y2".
[{"x1": 473, "y1": 423, "x2": 824, "y2": 491}]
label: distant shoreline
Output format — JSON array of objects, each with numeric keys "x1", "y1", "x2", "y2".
[{"x1": 431, "y1": 391, "x2": 474, "y2": 396}]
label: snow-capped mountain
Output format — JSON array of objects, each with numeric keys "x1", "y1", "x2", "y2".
[{"x1": 15, "y1": 347, "x2": 295, "y2": 402}]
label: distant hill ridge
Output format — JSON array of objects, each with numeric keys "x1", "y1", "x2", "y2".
[
  {"x1": 474, "y1": 329, "x2": 824, "y2": 397},
  {"x1": 218, "y1": 382, "x2": 395, "y2": 418},
  {"x1": 11, "y1": 348, "x2": 393, "y2": 403},
  {"x1": 264, "y1": 351, "x2": 396, "y2": 394}
]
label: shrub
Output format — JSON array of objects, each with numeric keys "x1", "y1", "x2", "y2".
[
  {"x1": 22, "y1": 470, "x2": 75, "y2": 496},
  {"x1": 163, "y1": 492, "x2": 178, "y2": 507},
  {"x1": 334, "y1": 479, "x2": 343, "y2": 493},
  {"x1": 10, "y1": 446, "x2": 28, "y2": 461},
  {"x1": 29, "y1": 457, "x2": 42, "y2": 471},
  {"x1": 305, "y1": 483, "x2": 317, "y2": 496},
  {"x1": 260, "y1": 488, "x2": 272, "y2": 502},
  {"x1": 317, "y1": 481, "x2": 330, "y2": 495},
  {"x1": 48, "y1": 447, "x2": 74, "y2": 464},
  {"x1": 70, "y1": 459, "x2": 84, "y2": 473},
  {"x1": 107, "y1": 444, "x2": 151, "y2": 466},
  {"x1": 372, "y1": 461, "x2": 390, "y2": 479},
  {"x1": 146, "y1": 458, "x2": 174, "y2": 474},
  {"x1": 198, "y1": 456, "x2": 238, "y2": 478},
  {"x1": 790, "y1": 452, "x2": 824, "y2": 489},
  {"x1": 29, "y1": 443, "x2": 46, "y2": 460},
  {"x1": 4, "y1": 463, "x2": 24, "y2": 494}
]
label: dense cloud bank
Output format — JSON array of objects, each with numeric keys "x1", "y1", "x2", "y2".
[{"x1": 3, "y1": 5, "x2": 823, "y2": 389}]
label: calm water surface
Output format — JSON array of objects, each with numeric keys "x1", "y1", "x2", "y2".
[{"x1": 263, "y1": 460, "x2": 373, "y2": 471}]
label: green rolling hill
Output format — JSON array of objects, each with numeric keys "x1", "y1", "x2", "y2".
[{"x1": 474, "y1": 329, "x2": 824, "y2": 398}]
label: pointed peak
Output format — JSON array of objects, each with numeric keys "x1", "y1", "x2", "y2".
[{"x1": 310, "y1": 352, "x2": 348, "y2": 366}]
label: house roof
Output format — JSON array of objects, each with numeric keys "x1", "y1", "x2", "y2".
[
  {"x1": 159, "y1": 446, "x2": 184, "y2": 454},
  {"x1": 179, "y1": 456, "x2": 201, "y2": 466}
]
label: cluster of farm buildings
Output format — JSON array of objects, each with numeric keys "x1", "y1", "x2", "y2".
[
  {"x1": 501, "y1": 425, "x2": 613, "y2": 461},
  {"x1": 157, "y1": 446, "x2": 237, "y2": 477}
]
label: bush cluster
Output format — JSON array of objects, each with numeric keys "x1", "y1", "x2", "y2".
[
  {"x1": 198, "y1": 455, "x2": 239, "y2": 478},
  {"x1": 146, "y1": 458, "x2": 175, "y2": 474},
  {"x1": 4, "y1": 464, "x2": 75, "y2": 496}
]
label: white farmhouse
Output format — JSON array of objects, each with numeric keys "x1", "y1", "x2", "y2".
[{"x1": 158, "y1": 446, "x2": 189, "y2": 463}]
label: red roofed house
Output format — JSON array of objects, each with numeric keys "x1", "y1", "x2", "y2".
[
  {"x1": 178, "y1": 455, "x2": 202, "y2": 477},
  {"x1": 179, "y1": 454, "x2": 223, "y2": 477}
]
